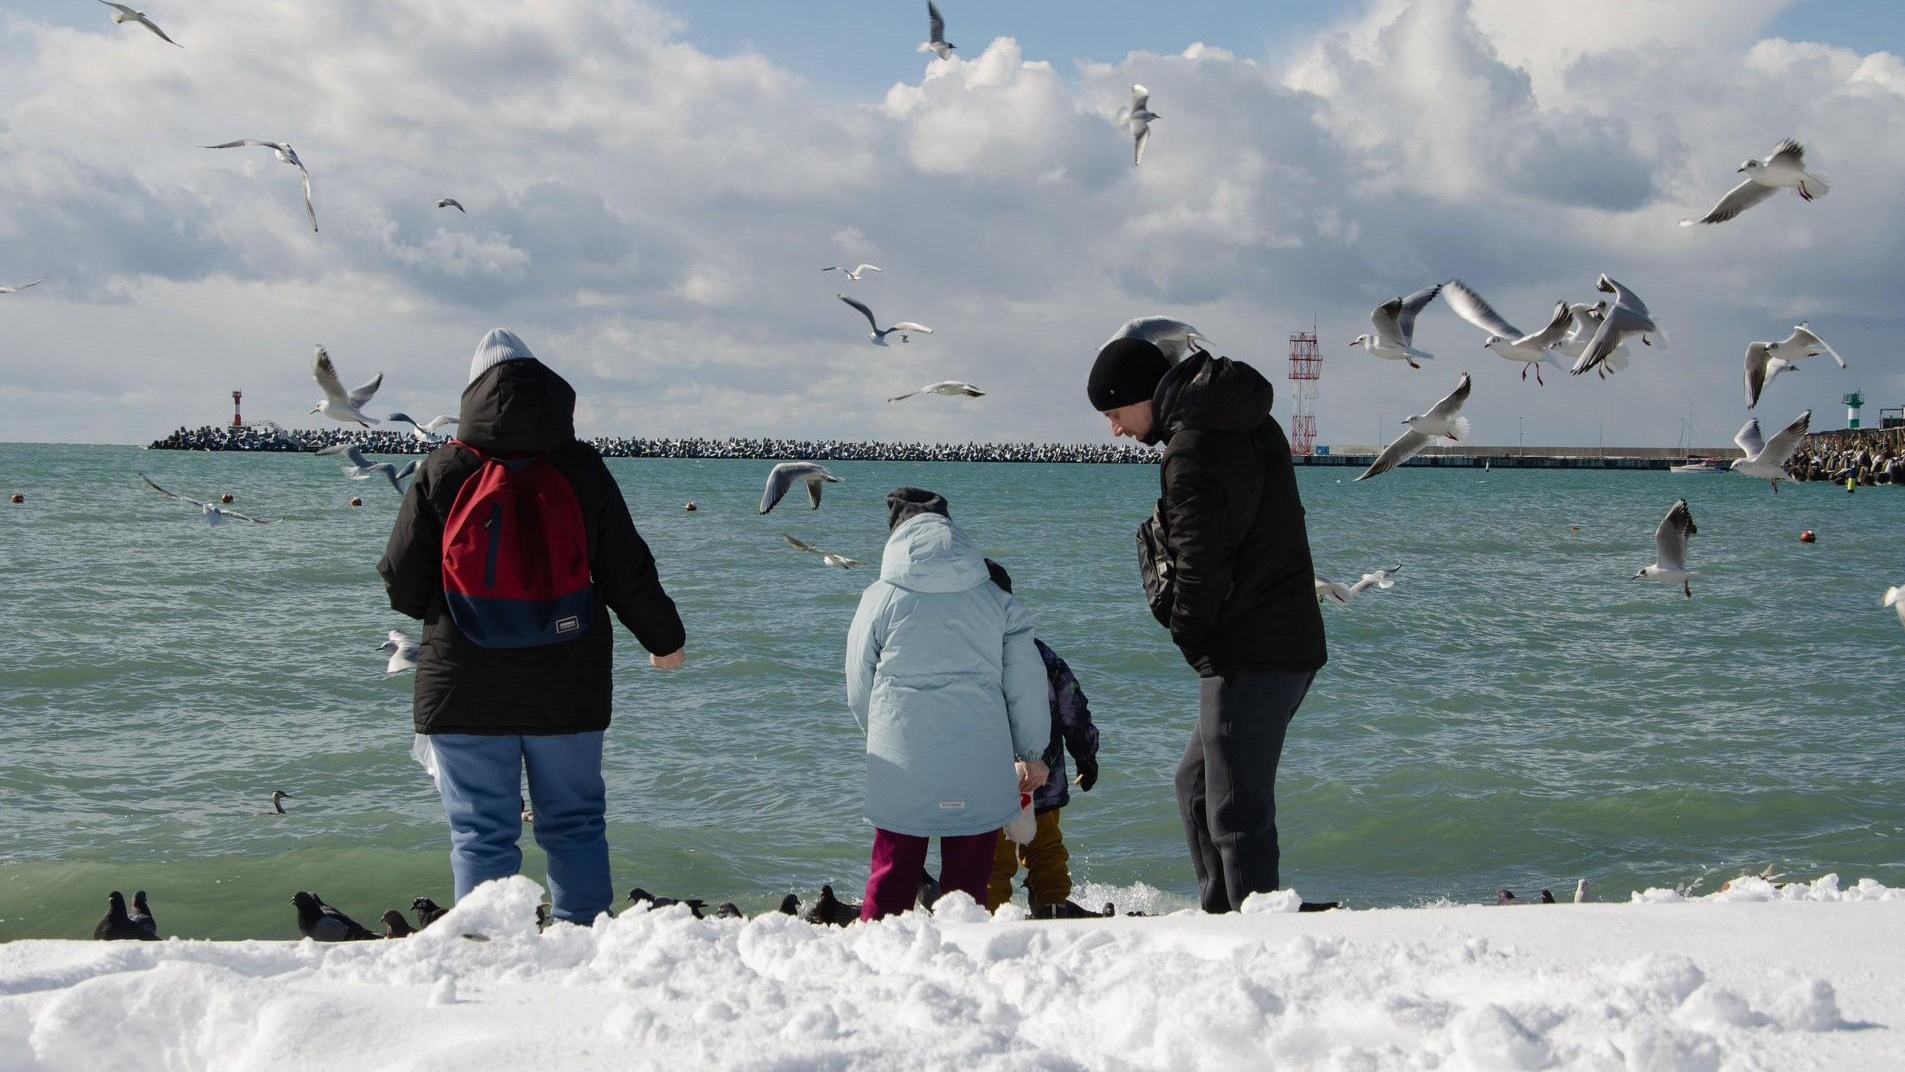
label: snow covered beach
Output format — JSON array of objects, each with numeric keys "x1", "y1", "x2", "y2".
[{"x1": 4, "y1": 874, "x2": 1899, "y2": 1072}]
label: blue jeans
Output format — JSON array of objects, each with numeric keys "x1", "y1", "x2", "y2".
[{"x1": 430, "y1": 731, "x2": 612, "y2": 923}]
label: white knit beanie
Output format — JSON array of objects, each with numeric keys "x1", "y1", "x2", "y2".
[{"x1": 468, "y1": 328, "x2": 536, "y2": 384}]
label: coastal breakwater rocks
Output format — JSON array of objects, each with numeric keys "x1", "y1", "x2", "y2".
[
  {"x1": 1785, "y1": 428, "x2": 1905, "y2": 486},
  {"x1": 148, "y1": 427, "x2": 1164, "y2": 465}
]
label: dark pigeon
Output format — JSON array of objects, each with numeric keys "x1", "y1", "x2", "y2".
[
  {"x1": 776, "y1": 893, "x2": 801, "y2": 916},
  {"x1": 1496, "y1": 889, "x2": 1518, "y2": 905},
  {"x1": 411, "y1": 897, "x2": 448, "y2": 929},
  {"x1": 380, "y1": 910, "x2": 415, "y2": 938},
  {"x1": 128, "y1": 890, "x2": 161, "y2": 939},
  {"x1": 291, "y1": 891, "x2": 378, "y2": 942},
  {"x1": 1298, "y1": 901, "x2": 1341, "y2": 913},
  {"x1": 1539, "y1": 889, "x2": 1556, "y2": 905},
  {"x1": 917, "y1": 869, "x2": 945, "y2": 911},
  {"x1": 626, "y1": 888, "x2": 706, "y2": 918},
  {"x1": 804, "y1": 884, "x2": 859, "y2": 927},
  {"x1": 94, "y1": 891, "x2": 156, "y2": 941}
]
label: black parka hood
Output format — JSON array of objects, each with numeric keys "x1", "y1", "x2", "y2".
[
  {"x1": 457, "y1": 359, "x2": 577, "y2": 455},
  {"x1": 1148, "y1": 351, "x2": 1275, "y2": 445}
]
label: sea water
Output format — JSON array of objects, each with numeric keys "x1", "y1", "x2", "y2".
[{"x1": 1, "y1": 443, "x2": 1900, "y2": 939}]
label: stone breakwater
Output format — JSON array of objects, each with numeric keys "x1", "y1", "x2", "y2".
[
  {"x1": 1786, "y1": 428, "x2": 1905, "y2": 486},
  {"x1": 147, "y1": 425, "x2": 1163, "y2": 464}
]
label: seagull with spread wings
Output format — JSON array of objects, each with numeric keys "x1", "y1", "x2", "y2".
[
  {"x1": 1116, "y1": 85, "x2": 1160, "y2": 166},
  {"x1": 1635, "y1": 500, "x2": 1698, "y2": 598},
  {"x1": 98, "y1": 2, "x2": 181, "y2": 47},
  {"x1": 140, "y1": 474, "x2": 277, "y2": 526},
  {"x1": 1744, "y1": 323, "x2": 1846, "y2": 409},
  {"x1": 1730, "y1": 410, "x2": 1811, "y2": 493},
  {"x1": 1101, "y1": 316, "x2": 1209, "y2": 363},
  {"x1": 919, "y1": 2, "x2": 955, "y2": 59},
  {"x1": 309, "y1": 346, "x2": 383, "y2": 427},
  {"x1": 1356, "y1": 373, "x2": 1471, "y2": 482},
  {"x1": 203, "y1": 139, "x2": 317, "y2": 232},
  {"x1": 822, "y1": 264, "x2": 882, "y2": 281},
  {"x1": 378, "y1": 631, "x2": 420, "y2": 673},
  {"x1": 838, "y1": 294, "x2": 932, "y2": 345},
  {"x1": 1557, "y1": 301, "x2": 1631, "y2": 379},
  {"x1": 388, "y1": 412, "x2": 459, "y2": 441},
  {"x1": 1681, "y1": 139, "x2": 1829, "y2": 227},
  {"x1": 1442, "y1": 280, "x2": 1572, "y2": 385},
  {"x1": 784, "y1": 534, "x2": 863, "y2": 570},
  {"x1": 1315, "y1": 565, "x2": 1402, "y2": 606},
  {"x1": 1569, "y1": 274, "x2": 1666, "y2": 377},
  {"x1": 0, "y1": 279, "x2": 42, "y2": 294},
  {"x1": 759, "y1": 462, "x2": 841, "y2": 514},
  {"x1": 317, "y1": 443, "x2": 418, "y2": 492},
  {"x1": 435, "y1": 198, "x2": 465, "y2": 212},
  {"x1": 889, "y1": 381, "x2": 984, "y2": 402},
  {"x1": 1351, "y1": 284, "x2": 1443, "y2": 369}
]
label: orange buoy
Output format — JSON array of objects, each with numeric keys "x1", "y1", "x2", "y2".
[
  {"x1": 1799, "y1": 530, "x2": 1816, "y2": 543},
  {"x1": 220, "y1": 493, "x2": 235, "y2": 504},
  {"x1": 684, "y1": 501, "x2": 698, "y2": 512},
  {"x1": 349, "y1": 497, "x2": 364, "y2": 507}
]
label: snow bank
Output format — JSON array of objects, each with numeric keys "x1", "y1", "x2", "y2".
[{"x1": 3, "y1": 875, "x2": 1901, "y2": 1072}]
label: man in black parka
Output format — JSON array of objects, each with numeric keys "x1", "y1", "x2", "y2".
[
  {"x1": 1087, "y1": 337, "x2": 1326, "y2": 912},
  {"x1": 379, "y1": 328, "x2": 685, "y2": 923}
]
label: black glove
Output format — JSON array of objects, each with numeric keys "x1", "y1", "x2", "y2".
[{"x1": 1074, "y1": 756, "x2": 1099, "y2": 792}]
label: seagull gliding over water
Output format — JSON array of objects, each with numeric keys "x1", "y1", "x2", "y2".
[
  {"x1": 759, "y1": 462, "x2": 842, "y2": 514},
  {"x1": 1442, "y1": 280, "x2": 1571, "y2": 384},
  {"x1": 388, "y1": 412, "x2": 459, "y2": 441},
  {"x1": 1636, "y1": 499, "x2": 1698, "y2": 598},
  {"x1": 310, "y1": 346, "x2": 383, "y2": 427},
  {"x1": 1730, "y1": 410, "x2": 1811, "y2": 493},
  {"x1": 1356, "y1": 372, "x2": 1472, "y2": 482},
  {"x1": 1352, "y1": 284, "x2": 1442, "y2": 369},
  {"x1": 888, "y1": 381, "x2": 984, "y2": 402},
  {"x1": 1314, "y1": 565, "x2": 1401, "y2": 605},
  {"x1": 318, "y1": 443, "x2": 418, "y2": 492},
  {"x1": 378, "y1": 631, "x2": 420, "y2": 673},
  {"x1": 784, "y1": 534, "x2": 863, "y2": 569},
  {"x1": 1681, "y1": 139, "x2": 1829, "y2": 226},
  {"x1": 140, "y1": 473, "x2": 277, "y2": 525},
  {"x1": 838, "y1": 294, "x2": 932, "y2": 345}
]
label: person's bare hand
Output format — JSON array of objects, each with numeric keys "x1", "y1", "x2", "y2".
[
  {"x1": 650, "y1": 649, "x2": 684, "y2": 669},
  {"x1": 1016, "y1": 759, "x2": 1049, "y2": 794}
]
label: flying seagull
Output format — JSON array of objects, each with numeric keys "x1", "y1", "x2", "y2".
[
  {"x1": 1744, "y1": 323, "x2": 1846, "y2": 409},
  {"x1": 1557, "y1": 301, "x2": 1631, "y2": 379},
  {"x1": 1356, "y1": 372, "x2": 1472, "y2": 482},
  {"x1": 97, "y1": 2, "x2": 181, "y2": 47},
  {"x1": 1681, "y1": 139, "x2": 1829, "y2": 227},
  {"x1": 1314, "y1": 565, "x2": 1401, "y2": 605},
  {"x1": 1352, "y1": 284, "x2": 1442, "y2": 369},
  {"x1": 838, "y1": 294, "x2": 932, "y2": 345},
  {"x1": 1730, "y1": 410, "x2": 1811, "y2": 493},
  {"x1": 919, "y1": 2, "x2": 955, "y2": 60},
  {"x1": 435, "y1": 198, "x2": 465, "y2": 212},
  {"x1": 759, "y1": 462, "x2": 841, "y2": 514},
  {"x1": 784, "y1": 534, "x2": 863, "y2": 570},
  {"x1": 888, "y1": 380, "x2": 984, "y2": 402},
  {"x1": 317, "y1": 443, "x2": 417, "y2": 492},
  {"x1": 388, "y1": 412, "x2": 459, "y2": 441},
  {"x1": 378, "y1": 630, "x2": 419, "y2": 673},
  {"x1": 1569, "y1": 274, "x2": 1666, "y2": 377},
  {"x1": 140, "y1": 473, "x2": 277, "y2": 525},
  {"x1": 1116, "y1": 85, "x2": 1160, "y2": 166},
  {"x1": 1442, "y1": 280, "x2": 1571, "y2": 385},
  {"x1": 1883, "y1": 587, "x2": 1904, "y2": 632},
  {"x1": 0, "y1": 279, "x2": 43, "y2": 294},
  {"x1": 310, "y1": 346, "x2": 383, "y2": 427},
  {"x1": 203, "y1": 139, "x2": 317, "y2": 232},
  {"x1": 1101, "y1": 316, "x2": 1209, "y2": 363},
  {"x1": 822, "y1": 264, "x2": 882, "y2": 281},
  {"x1": 1635, "y1": 499, "x2": 1698, "y2": 598}
]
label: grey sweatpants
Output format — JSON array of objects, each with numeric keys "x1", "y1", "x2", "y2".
[{"x1": 1175, "y1": 669, "x2": 1315, "y2": 913}]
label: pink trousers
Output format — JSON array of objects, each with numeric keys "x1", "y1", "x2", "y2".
[{"x1": 861, "y1": 827, "x2": 999, "y2": 921}]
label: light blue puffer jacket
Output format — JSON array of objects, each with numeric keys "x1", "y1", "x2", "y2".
[{"x1": 845, "y1": 513, "x2": 1051, "y2": 837}]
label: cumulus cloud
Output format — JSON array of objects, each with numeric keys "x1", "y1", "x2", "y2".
[{"x1": 0, "y1": 0, "x2": 1901, "y2": 447}]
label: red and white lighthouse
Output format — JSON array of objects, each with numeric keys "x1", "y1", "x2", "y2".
[{"x1": 232, "y1": 390, "x2": 243, "y2": 428}]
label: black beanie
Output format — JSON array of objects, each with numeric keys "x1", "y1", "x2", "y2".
[
  {"x1": 984, "y1": 558, "x2": 1013, "y2": 593},
  {"x1": 886, "y1": 486, "x2": 950, "y2": 532},
  {"x1": 1087, "y1": 337, "x2": 1172, "y2": 411}
]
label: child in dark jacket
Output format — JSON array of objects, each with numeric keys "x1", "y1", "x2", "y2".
[{"x1": 982, "y1": 561, "x2": 1103, "y2": 917}]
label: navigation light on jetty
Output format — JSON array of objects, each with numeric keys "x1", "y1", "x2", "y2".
[
  {"x1": 1844, "y1": 390, "x2": 1863, "y2": 430},
  {"x1": 1289, "y1": 324, "x2": 1321, "y2": 456},
  {"x1": 232, "y1": 390, "x2": 243, "y2": 428}
]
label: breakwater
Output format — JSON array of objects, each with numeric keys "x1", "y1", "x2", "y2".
[{"x1": 1786, "y1": 427, "x2": 1905, "y2": 485}]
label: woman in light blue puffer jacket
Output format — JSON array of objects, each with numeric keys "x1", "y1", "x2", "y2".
[{"x1": 846, "y1": 488, "x2": 1052, "y2": 920}]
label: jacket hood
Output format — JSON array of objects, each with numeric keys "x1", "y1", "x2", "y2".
[
  {"x1": 457, "y1": 358, "x2": 577, "y2": 455},
  {"x1": 879, "y1": 513, "x2": 990, "y2": 594},
  {"x1": 1148, "y1": 351, "x2": 1275, "y2": 444}
]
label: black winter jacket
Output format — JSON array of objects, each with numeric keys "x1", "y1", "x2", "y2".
[
  {"x1": 377, "y1": 359, "x2": 685, "y2": 734},
  {"x1": 1145, "y1": 352, "x2": 1327, "y2": 677}
]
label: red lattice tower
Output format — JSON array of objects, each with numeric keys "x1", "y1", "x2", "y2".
[{"x1": 1288, "y1": 328, "x2": 1321, "y2": 455}]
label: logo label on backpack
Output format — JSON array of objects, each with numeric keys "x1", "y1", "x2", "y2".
[{"x1": 441, "y1": 445, "x2": 594, "y2": 649}]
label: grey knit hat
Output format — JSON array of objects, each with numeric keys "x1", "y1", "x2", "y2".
[{"x1": 468, "y1": 328, "x2": 537, "y2": 384}]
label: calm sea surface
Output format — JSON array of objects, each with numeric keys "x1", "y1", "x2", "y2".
[{"x1": 2, "y1": 442, "x2": 1901, "y2": 940}]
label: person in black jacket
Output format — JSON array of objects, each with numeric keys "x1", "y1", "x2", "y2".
[
  {"x1": 1087, "y1": 337, "x2": 1326, "y2": 912},
  {"x1": 378, "y1": 328, "x2": 685, "y2": 924}
]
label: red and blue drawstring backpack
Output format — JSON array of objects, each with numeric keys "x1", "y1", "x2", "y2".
[{"x1": 440, "y1": 443, "x2": 593, "y2": 647}]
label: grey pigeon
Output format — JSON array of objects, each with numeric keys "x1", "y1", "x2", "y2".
[
  {"x1": 777, "y1": 893, "x2": 801, "y2": 916},
  {"x1": 380, "y1": 910, "x2": 415, "y2": 938},
  {"x1": 291, "y1": 891, "x2": 378, "y2": 941},
  {"x1": 411, "y1": 896, "x2": 448, "y2": 929},
  {"x1": 626, "y1": 887, "x2": 706, "y2": 918},
  {"x1": 128, "y1": 890, "x2": 160, "y2": 939},
  {"x1": 805, "y1": 884, "x2": 860, "y2": 926},
  {"x1": 715, "y1": 902, "x2": 744, "y2": 919}
]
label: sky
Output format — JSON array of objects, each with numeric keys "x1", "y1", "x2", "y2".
[{"x1": 2, "y1": 0, "x2": 1903, "y2": 447}]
